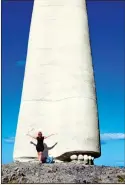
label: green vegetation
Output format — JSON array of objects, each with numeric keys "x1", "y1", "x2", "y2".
[{"x1": 117, "y1": 175, "x2": 125, "y2": 183}]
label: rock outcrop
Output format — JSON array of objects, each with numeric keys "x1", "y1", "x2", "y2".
[{"x1": 2, "y1": 162, "x2": 125, "y2": 183}]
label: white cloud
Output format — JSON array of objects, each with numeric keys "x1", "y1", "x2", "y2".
[
  {"x1": 3, "y1": 137, "x2": 15, "y2": 143},
  {"x1": 101, "y1": 133, "x2": 125, "y2": 141},
  {"x1": 3, "y1": 133, "x2": 125, "y2": 144},
  {"x1": 115, "y1": 160, "x2": 125, "y2": 165}
]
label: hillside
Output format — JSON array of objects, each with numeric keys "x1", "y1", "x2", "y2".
[{"x1": 2, "y1": 162, "x2": 125, "y2": 183}]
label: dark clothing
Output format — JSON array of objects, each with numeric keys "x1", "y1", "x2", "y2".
[{"x1": 36, "y1": 136, "x2": 44, "y2": 152}]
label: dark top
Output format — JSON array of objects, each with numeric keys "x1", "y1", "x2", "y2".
[{"x1": 36, "y1": 136, "x2": 44, "y2": 148}]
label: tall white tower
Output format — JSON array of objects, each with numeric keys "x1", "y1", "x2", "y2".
[{"x1": 13, "y1": 0, "x2": 101, "y2": 162}]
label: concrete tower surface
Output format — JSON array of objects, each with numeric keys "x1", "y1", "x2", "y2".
[{"x1": 13, "y1": 0, "x2": 101, "y2": 162}]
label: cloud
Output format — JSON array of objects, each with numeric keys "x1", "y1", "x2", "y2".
[
  {"x1": 101, "y1": 133, "x2": 125, "y2": 141},
  {"x1": 114, "y1": 160, "x2": 125, "y2": 167},
  {"x1": 3, "y1": 137, "x2": 15, "y2": 143},
  {"x1": 115, "y1": 160, "x2": 125, "y2": 164},
  {"x1": 3, "y1": 133, "x2": 125, "y2": 145},
  {"x1": 16, "y1": 60, "x2": 25, "y2": 67}
]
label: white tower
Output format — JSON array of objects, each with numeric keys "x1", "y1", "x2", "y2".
[{"x1": 13, "y1": 0, "x2": 101, "y2": 162}]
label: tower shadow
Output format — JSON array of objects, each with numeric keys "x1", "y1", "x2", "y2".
[{"x1": 30, "y1": 141, "x2": 57, "y2": 159}]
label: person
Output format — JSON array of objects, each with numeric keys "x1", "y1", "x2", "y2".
[{"x1": 27, "y1": 131, "x2": 55, "y2": 163}]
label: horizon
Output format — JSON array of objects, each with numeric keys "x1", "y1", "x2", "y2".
[{"x1": 2, "y1": 0, "x2": 125, "y2": 166}]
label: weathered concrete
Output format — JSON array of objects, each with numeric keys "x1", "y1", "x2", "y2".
[{"x1": 14, "y1": 0, "x2": 101, "y2": 162}]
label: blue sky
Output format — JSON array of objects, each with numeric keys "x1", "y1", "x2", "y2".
[{"x1": 2, "y1": 1, "x2": 125, "y2": 166}]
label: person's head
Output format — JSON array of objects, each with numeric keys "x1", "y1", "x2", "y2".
[{"x1": 38, "y1": 131, "x2": 42, "y2": 137}]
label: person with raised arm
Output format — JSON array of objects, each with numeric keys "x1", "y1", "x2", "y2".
[{"x1": 26, "y1": 131, "x2": 55, "y2": 163}]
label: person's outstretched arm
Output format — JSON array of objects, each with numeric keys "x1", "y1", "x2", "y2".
[
  {"x1": 44, "y1": 134, "x2": 56, "y2": 139},
  {"x1": 26, "y1": 133, "x2": 37, "y2": 140}
]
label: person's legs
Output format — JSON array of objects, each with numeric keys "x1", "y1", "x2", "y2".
[
  {"x1": 36, "y1": 147, "x2": 44, "y2": 163},
  {"x1": 39, "y1": 152, "x2": 43, "y2": 162},
  {"x1": 37, "y1": 152, "x2": 41, "y2": 162}
]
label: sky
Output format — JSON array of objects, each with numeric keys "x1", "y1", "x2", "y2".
[{"x1": 2, "y1": 0, "x2": 125, "y2": 166}]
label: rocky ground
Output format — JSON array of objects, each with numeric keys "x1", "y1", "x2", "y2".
[{"x1": 2, "y1": 162, "x2": 125, "y2": 183}]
